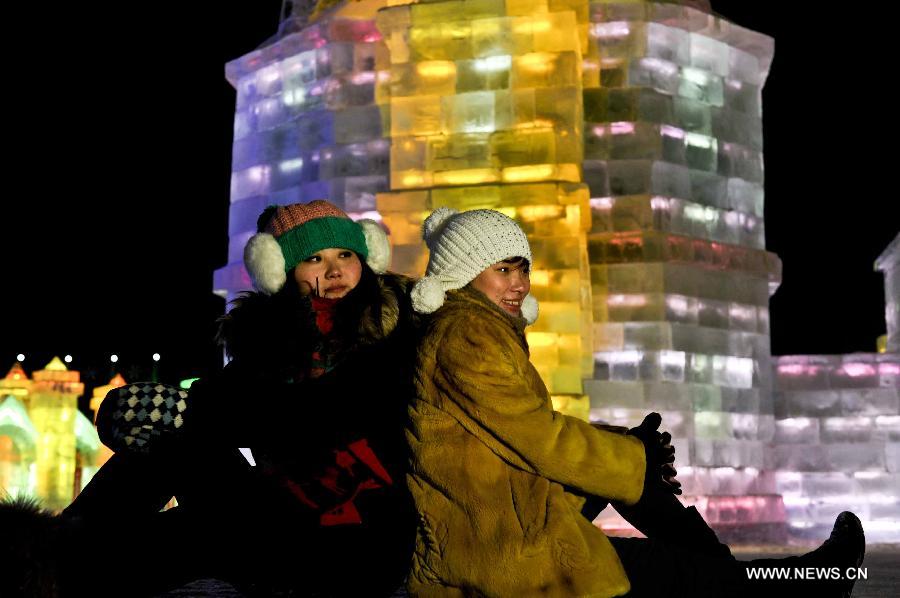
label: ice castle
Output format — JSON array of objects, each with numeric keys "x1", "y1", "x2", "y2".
[
  {"x1": 213, "y1": 0, "x2": 898, "y2": 543},
  {"x1": 0, "y1": 360, "x2": 106, "y2": 511}
]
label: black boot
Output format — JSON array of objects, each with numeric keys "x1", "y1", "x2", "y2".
[
  {"x1": 744, "y1": 511, "x2": 865, "y2": 598},
  {"x1": 798, "y1": 511, "x2": 865, "y2": 597}
]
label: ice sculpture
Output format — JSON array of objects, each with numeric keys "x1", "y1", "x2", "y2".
[
  {"x1": 29, "y1": 357, "x2": 84, "y2": 510},
  {"x1": 0, "y1": 395, "x2": 38, "y2": 499},
  {"x1": 0, "y1": 363, "x2": 36, "y2": 498},
  {"x1": 0, "y1": 362, "x2": 107, "y2": 509},
  {"x1": 216, "y1": 0, "x2": 783, "y2": 540}
]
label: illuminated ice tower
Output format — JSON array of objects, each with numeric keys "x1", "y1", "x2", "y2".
[
  {"x1": 29, "y1": 357, "x2": 84, "y2": 511},
  {"x1": 218, "y1": 0, "x2": 782, "y2": 540},
  {"x1": 577, "y1": 1, "x2": 782, "y2": 540}
]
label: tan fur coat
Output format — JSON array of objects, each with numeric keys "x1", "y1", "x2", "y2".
[{"x1": 407, "y1": 286, "x2": 646, "y2": 597}]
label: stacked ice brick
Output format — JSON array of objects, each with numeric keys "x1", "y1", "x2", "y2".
[
  {"x1": 772, "y1": 354, "x2": 900, "y2": 543},
  {"x1": 583, "y1": 2, "x2": 785, "y2": 541},
  {"x1": 374, "y1": 0, "x2": 598, "y2": 400},
  {"x1": 214, "y1": 0, "x2": 391, "y2": 298},
  {"x1": 876, "y1": 232, "x2": 900, "y2": 353}
]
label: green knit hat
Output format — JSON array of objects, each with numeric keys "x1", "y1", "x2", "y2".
[{"x1": 263, "y1": 200, "x2": 368, "y2": 273}]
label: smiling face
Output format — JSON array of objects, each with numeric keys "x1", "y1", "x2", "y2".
[
  {"x1": 470, "y1": 257, "x2": 531, "y2": 317},
  {"x1": 293, "y1": 248, "x2": 363, "y2": 299}
]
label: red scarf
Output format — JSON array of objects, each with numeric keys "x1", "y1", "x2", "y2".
[{"x1": 308, "y1": 296, "x2": 340, "y2": 379}]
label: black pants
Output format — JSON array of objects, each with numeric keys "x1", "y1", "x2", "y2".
[
  {"x1": 63, "y1": 448, "x2": 264, "y2": 595},
  {"x1": 63, "y1": 450, "x2": 409, "y2": 598}
]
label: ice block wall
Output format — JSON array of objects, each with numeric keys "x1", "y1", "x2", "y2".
[
  {"x1": 876, "y1": 232, "x2": 900, "y2": 353},
  {"x1": 772, "y1": 354, "x2": 900, "y2": 543}
]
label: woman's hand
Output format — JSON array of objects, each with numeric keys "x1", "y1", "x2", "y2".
[
  {"x1": 658, "y1": 430, "x2": 682, "y2": 495},
  {"x1": 627, "y1": 413, "x2": 682, "y2": 495}
]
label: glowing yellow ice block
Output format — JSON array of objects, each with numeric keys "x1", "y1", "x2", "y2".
[
  {"x1": 391, "y1": 95, "x2": 443, "y2": 136},
  {"x1": 429, "y1": 133, "x2": 493, "y2": 172},
  {"x1": 30, "y1": 357, "x2": 84, "y2": 511},
  {"x1": 390, "y1": 60, "x2": 458, "y2": 97}
]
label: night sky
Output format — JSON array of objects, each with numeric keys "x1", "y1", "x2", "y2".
[{"x1": 2, "y1": 1, "x2": 896, "y2": 402}]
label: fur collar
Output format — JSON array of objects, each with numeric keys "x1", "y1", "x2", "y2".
[{"x1": 217, "y1": 272, "x2": 416, "y2": 371}]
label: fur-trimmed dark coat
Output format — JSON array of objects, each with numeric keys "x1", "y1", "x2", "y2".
[{"x1": 182, "y1": 271, "x2": 420, "y2": 594}]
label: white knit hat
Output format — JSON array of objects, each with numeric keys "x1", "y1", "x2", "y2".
[{"x1": 410, "y1": 207, "x2": 539, "y2": 324}]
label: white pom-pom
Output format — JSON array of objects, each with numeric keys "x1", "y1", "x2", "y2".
[
  {"x1": 410, "y1": 276, "x2": 447, "y2": 314},
  {"x1": 422, "y1": 207, "x2": 458, "y2": 245},
  {"x1": 244, "y1": 233, "x2": 286, "y2": 295},
  {"x1": 521, "y1": 293, "x2": 539, "y2": 325},
  {"x1": 358, "y1": 219, "x2": 391, "y2": 273}
]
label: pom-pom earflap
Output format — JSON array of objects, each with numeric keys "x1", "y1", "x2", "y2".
[
  {"x1": 359, "y1": 219, "x2": 391, "y2": 274},
  {"x1": 244, "y1": 233, "x2": 287, "y2": 295},
  {"x1": 521, "y1": 293, "x2": 539, "y2": 325},
  {"x1": 422, "y1": 206, "x2": 459, "y2": 247},
  {"x1": 411, "y1": 275, "x2": 447, "y2": 314}
]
